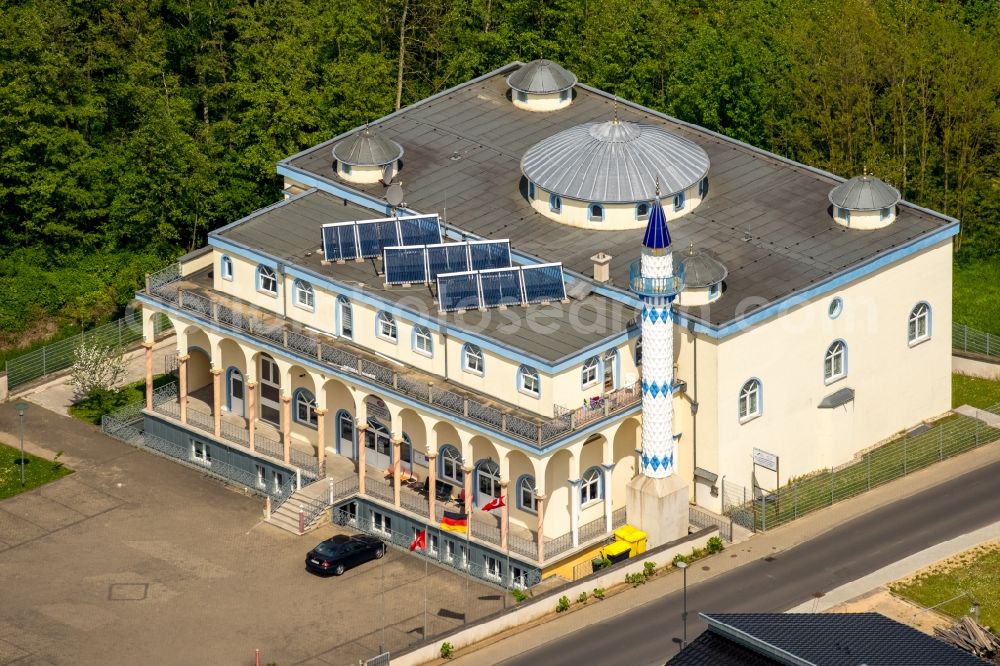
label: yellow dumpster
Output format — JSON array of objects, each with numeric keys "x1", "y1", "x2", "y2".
[
  {"x1": 602, "y1": 540, "x2": 632, "y2": 565},
  {"x1": 614, "y1": 525, "x2": 647, "y2": 556}
]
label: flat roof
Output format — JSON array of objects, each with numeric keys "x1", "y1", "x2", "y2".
[
  {"x1": 213, "y1": 190, "x2": 635, "y2": 365},
  {"x1": 281, "y1": 63, "x2": 956, "y2": 328}
]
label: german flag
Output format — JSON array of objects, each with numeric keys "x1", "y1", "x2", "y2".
[{"x1": 440, "y1": 510, "x2": 468, "y2": 534}]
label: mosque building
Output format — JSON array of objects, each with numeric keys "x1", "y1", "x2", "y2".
[{"x1": 136, "y1": 60, "x2": 957, "y2": 586}]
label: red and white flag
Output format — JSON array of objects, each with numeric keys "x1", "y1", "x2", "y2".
[
  {"x1": 481, "y1": 495, "x2": 506, "y2": 512},
  {"x1": 409, "y1": 529, "x2": 426, "y2": 552}
]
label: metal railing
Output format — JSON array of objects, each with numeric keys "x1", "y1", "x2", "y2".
[
  {"x1": 579, "y1": 515, "x2": 609, "y2": 543},
  {"x1": 628, "y1": 260, "x2": 684, "y2": 297},
  {"x1": 144, "y1": 272, "x2": 642, "y2": 447},
  {"x1": 612, "y1": 507, "x2": 627, "y2": 529},
  {"x1": 689, "y1": 504, "x2": 733, "y2": 542},
  {"x1": 953, "y1": 322, "x2": 999, "y2": 360}
]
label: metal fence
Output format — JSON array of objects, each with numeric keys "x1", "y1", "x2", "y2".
[
  {"x1": 724, "y1": 405, "x2": 1000, "y2": 532},
  {"x1": 689, "y1": 504, "x2": 734, "y2": 542},
  {"x1": 953, "y1": 322, "x2": 999, "y2": 359},
  {"x1": 5, "y1": 311, "x2": 172, "y2": 391}
]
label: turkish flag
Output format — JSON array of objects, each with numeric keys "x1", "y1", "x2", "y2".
[
  {"x1": 481, "y1": 495, "x2": 506, "y2": 512},
  {"x1": 409, "y1": 529, "x2": 426, "y2": 552}
]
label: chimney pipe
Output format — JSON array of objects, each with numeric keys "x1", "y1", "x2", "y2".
[{"x1": 590, "y1": 252, "x2": 613, "y2": 284}]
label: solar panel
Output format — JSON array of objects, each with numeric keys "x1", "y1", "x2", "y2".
[
  {"x1": 521, "y1": 263, "x2": 567, "y2": 304},
  {"x1": 322, "y1": 214, "x2": 441, "y2": 262},
  {"x1": 479, "y1": 267, "x2": 524, "y2": 307},
  {"x1": 383, "y1": 247, "x2": 427, "y2": 285},
  {"x1": 437, "y1": 272, "x2": 481, "y2": 312},
  {"x1": 469, "y1": 241, "x2": 512, "y2": 271},
  {"x1": 382, "y1": 240, "x2": 512, "y2": 285}
]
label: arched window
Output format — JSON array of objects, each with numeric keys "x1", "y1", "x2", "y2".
[
  {"x1": 516, "y1": 90, "x2": 528, "y2": 103},
  {"x1": 516, "y1": 475, "x2": 538, "y2": 513},
  {"x1": 908, "y1": 303, "x2": 931, "y2": 344},
  {"x1": 673, "y1": 192, "x2": 686, "y2": 211},
  {"x1": 603, "y1": 349, "x2": 618, "y2": 391},
  {"x1": 476, "y1": 460, "x2": 501, "y2": 506},
  {"x1": 220, "y1": 255, "x2": 233, "y2": 281},
  {"x1": 376, "y1": 311, "x2": 397, "y2": 341},
  {"x1": 528, "y1": 182, "x2": 536, "y2": 200},
  {"x1": 463, "y1": 344, "x2": 484, "y2": 375},
  {"x1": 439, "y1": 445, "x2": 464, "y2": 485},
  {"x1": 581, "y1": 357, "x2": 599, "y2": 388},
  {"x1": 294, "y1": 279, "x2": 314, "y2": 310},
  {"x1": 828, "y1": 297, "x2": 843, "y2": 319},
  {"x1": 337, "y1": 296, "x2": 353, "y2": 339},
  {"x1": 699, "y1": 177, "x2": 709, "y2": 197},
  {"x1": 293, "y1": 389, "x2": 318, "y2": 428},
  {"x1": 580, "y1": 467, "x2": 603, "y2": 505},
  {"x1": 589, "y1": 204, "x2": 604, "y2": 222},
  {"x1": 824, "y1": 341, "x2": 847, "y2": 382},
  {"x1": 413, "y1": 325, "x2": 433, "y2": 356},
  {"x1": 257, "y1": 265, "x2": 277, "y2": 295},
  {"x1": 738, "y1": 379, "x2": 761, "y2": 422},
  {"x1": 518, "y1": 365, "x2": 540, "y2": 397},
  {"x1": 636, "y1": 202, "x2": 650, "y2": 221},
  {"x1": 549, "y1": 193, "x2": 562, "y2": 213}
]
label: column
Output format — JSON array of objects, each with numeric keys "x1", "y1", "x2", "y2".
[
  {"x1": 315, "y1": 409, "x2": 328, "y2": 476},
  {"x1": 535, "y1": 494, "x2": 545, "y2": 563},
  {"x1": 463, "y1": 465, "x2": 473, "y2": 516},
  {"x1": 499, "y1": 479, "x2": 509, "y2": 551},
  {"x1": 427, "y1": 452, "x2": 438, "y2": 522},
  {"x1": 247, "y1": 381, "x2": 257, "y2": 453},
  {"x1": 281, "y1": 394, "x2": 292, "y2": 464},
  {"x1": 603, "y1": 463, "x2": 615, "y2": 533},
  {"x1": 392, "y1": 437, "x2": 403, "y2": 508},
  {"x1": 211, "y1": 367, "x2": 222, "y2": 438},
  {"x1": 143, "y1": 342, "x2": 154, "y2": 410},
  {"x1": 357, "y1": 422, "x2": 368, "y2": 496},
  {"x1": 569, "y1": 479, "x2": 581, "y2": 548},
  {"x1": 178, "y1": 353, "x2": 190, "y2": 424}
]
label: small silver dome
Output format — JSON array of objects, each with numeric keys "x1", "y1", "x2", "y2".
[
  {"x1": 332, "y1": 127, "x2": 404, "y2": 167},
  {"x1": 675, "y1": 244, "x2": 727, "y2": 288},
  {"x1": 829, "y1": 175, "x2": 900, "y2": 211},
  {"x1": 521, "y1": 120, "x2": 710, "y2": 203},
  {"x1": 506, "y1": 59, "x2": 577, "y2": 94}
]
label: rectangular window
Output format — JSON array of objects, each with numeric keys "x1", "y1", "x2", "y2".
[
  {"x1": 445, "y1": 540, "x2": 455, "y2": 562},
  {"x1": 460, "y1": 545, "x2": 469, "y2": 569},
  {"x1": 484, "y1": 554, "x2": 502, "y2": 581},
  {"x1": 673, "y1": 192, "x2": 686, "y2": 211},
  {"x1": 255, "y1": 464, "x2": 266, "y2": 487},
  {"x1": 220, "y1": 256, "x2": 233, "y2": 281},
  {"x1": 192, "y1": 440, "x2": 211, "y2": 465},
  {"x1": 520, "y1": 371, "x2": 539, "y2": 396},
  {"x1": 428, "y1": 532, "x2": 439, "y2": 554},
  {"x1": 415, "y1": 328, "x2": 432, "y2": 355},
  {"x1": 295, "y1": 282, "x2": 314, "y2": 309},
  {"x1": 273, "y1": 471, "x2": 285, "y2": 493},
  {"x1": 511, "y1": 566, "x2": 528, "y2": 589},
  {"x1": 340, "y1": 301, "x2": 353, "y2": 339},
  {"x1": 372, "y1": 510, "x2": 392, "y2": 536},
  {"x1": 528, "y1": 182, "x2": 536, "y2": 200},
  {"x1": 516, "y1": 91, "x2": 527, "y2": 103}
]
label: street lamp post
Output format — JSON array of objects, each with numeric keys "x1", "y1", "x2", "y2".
[
  {"x1": 676, "y1": 560, "x2": 689, "y2": 647},
  {"x1": 15, "y1": 402, "x2": 29, "y2": 487}
]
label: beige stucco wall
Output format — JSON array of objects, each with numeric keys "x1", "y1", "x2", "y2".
[
  {"x1": 834, "y1": 207, "x2": 896, "y2": 230},
  {"x1": 336, "y1": 161, "x2": 396, "y2": 185},
  {"x1": 527, "y1": 183, "x2": 704, "y2": 229},
  {"x1": 512, "y1": 90, "x2": 572, "y2": 112},
  {"x1": 677, "y1": 285, "x2": 722, "y2": 307}
]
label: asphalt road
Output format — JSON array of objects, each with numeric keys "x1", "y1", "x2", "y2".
[{"x1": 500, "y1": 457, "x2": 1000, "y2": 666}]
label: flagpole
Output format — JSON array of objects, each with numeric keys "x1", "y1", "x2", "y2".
[
  {"x1": 505, "y1": 495, "x2": 511, "y2": 596},
  {"x1": 423, "y1": 533, "x2": 428, "y2": 640},
  {"x1": 465, "y1": 511, "x2": 471, "y2": 626}
]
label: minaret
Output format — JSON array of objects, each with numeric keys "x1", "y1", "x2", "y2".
[{"x1": 626, "y1": 181, "x2": 689, "y2": 547}]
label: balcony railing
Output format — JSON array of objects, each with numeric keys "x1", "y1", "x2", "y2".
[
  {"x1": 628, "y1": 260, "x2": 683, "y2": 298},
  {"x1": 144, "y1": 264, "x2": 642, "y2": 447}
]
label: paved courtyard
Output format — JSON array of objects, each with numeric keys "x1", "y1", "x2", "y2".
[{"x1": 0, "y1": 402, "x2": 504, "y2": 665}]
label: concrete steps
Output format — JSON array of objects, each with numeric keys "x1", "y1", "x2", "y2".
[{"x1": 267, "y1": 490, "x2": 330, "y2": 535}]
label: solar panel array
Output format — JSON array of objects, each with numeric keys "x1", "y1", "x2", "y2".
[
  {"x1": 322, "y1": 214, "x2": 442, "y2": 262},
  {"x1": 437, "y1": 263, "x2": 567, "y2": 312},
  {"x1": 383, "y1": 240, "x2": 512, "y2": 285}
]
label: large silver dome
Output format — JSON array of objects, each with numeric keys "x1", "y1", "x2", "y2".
[
  {"x1": 332, "y1": 127, "x2": 404, "y2": 167},
  {"x1": 521, "y1": 120, "x2": 710, "y2": 203},
  {"x1": 829, "y1": 175, "x2": 900, "y2": 211},
  {"x1": 506, "y1": 59, "x2": 577, "y2": 94}
]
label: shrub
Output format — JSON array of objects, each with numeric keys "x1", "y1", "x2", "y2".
[
  {"x1": 556, "y1": 595, "x2": 570, "y2": 612},
  {"x1": 577, "y1": 591, "x2": 588, "y2": 604},
  {"x1": 626, "y1": 572, "x2": 646, "y2": 587},
  {"x1": 592, "y1": 587, "x2": 605, "y2": 600},
  {"x1": 643, "y1": 561, "x2": 656, "y2": 578},
  {"x1": 592, "y1": 556, "x2": 612, "y2": 570},
  {"x1": 707, "y1": 536, "x2": 725, "y2": 554},
  {"x1": 691, "y1": 547, "x2": 705, "y2": 559},
  {"x1": 511, "y1": 587, "x2": 528, "y2": 603},
  {"x1": 440, "y1": 641, "x2": 454, "y2": 658},
  {"x1": 672, "y1": 553, "x2": 690, "y2": 566}
]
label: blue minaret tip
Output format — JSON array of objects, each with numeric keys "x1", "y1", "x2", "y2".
[{"x1": 642, "y1": 178, "x2": 671, "y2": 250}]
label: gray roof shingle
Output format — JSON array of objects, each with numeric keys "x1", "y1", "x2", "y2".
[
  {"x1": 828, "y1": 175, "x2": 901, "y2": 211},
  {"x1": 506, "y1": 59, "x2": 577, "y2": 94}
]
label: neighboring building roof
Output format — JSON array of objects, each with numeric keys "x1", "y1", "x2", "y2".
[
  {"x1": 280, "y1": 63, "x2": 957, "y2": 329},
  {"x1": 667, "y1": 613, "x2": 989, "y2": 666},
  {"x1": 642, "y1": 197, "x2": 671, "y2": 249},
  {"x1": 676, "y1": 244, "x2": 727, "y2": 287},
  {"x1": 212, "y1": 190, "x2": 634, "y2": 365},
  {"x1": 332, "y1": 127, "x2": 404, "y2": 167},
  {"x1": 506, "y1": 59, "x2": 577, "y2": 94},
  {"x1": 828, "y1": 174, "x2": 901, "y2": 211},
  {"x1": 521, "y1": 120, "x2": 710, "y2": 202}
]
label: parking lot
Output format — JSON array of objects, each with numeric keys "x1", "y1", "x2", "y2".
[{"x1": 0, "y1": 403, "x2": 504, "y2": 665}]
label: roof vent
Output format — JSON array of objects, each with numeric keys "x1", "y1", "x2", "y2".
[
  {"x1": 332, "y1": 126, "x2": 404, "y2": 185},
  {"x1": 675, "y1": 244, "x2": 727, "y2": 307},
  {"x1": 828, "y1": 172, "x2": 901, "y2": 230},
  {"x1": 506, "y1": 59, "x2": 576, "y2": 113}
]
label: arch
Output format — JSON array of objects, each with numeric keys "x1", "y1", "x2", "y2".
[
  {"x1": 293, "y1": 279, "x2": 314, "y2": 310},
  {"x1": 375, "y1": 311, "x2": 397, "y2": 341},
  {"x1": 438, "y1": 444, "x2": 465, "y2": 486},
  {"x1": 611, "y1": 417, "x2": 639, "y2": 509},
  {"x1": 462, "y1": 343, "x2": 484, "y2": 375},
  {"x1": 185, "y1": 345, "x2": 212, "y2": 394},
  {"x1": 399, "y1": 408, "x2": 427, "y2": 472},
  {"x1": 908, "y1": 302, "x2": 931, "y2": 344},
  {"x1": 824, "y1": 340, "x2": 848, "y2": 383},
  {"x1": 473, "y1": 458, "x2": 501, "y2": 507},
  {"x1": 256, "y1": 265, "x2": 277, "y2": 295},
  {"x1": 515, "y1": 474, "x2": 538, "y2": 513},
  {"x1": 517, "y1": 365, "x2": 540, "y2": 397},
  {"x1": 334, "y1": 408, "x2": 356, "y2": 458},
  {"x1": 219, "y1": 254, "x2": 233, "y2": 281},
  {"x1": 580, "y1": 434, "x2": 606, "y2": 473},
  {"x1": 507, "y1": 449, "x2": 538, "y2": 521},
  {"x1": 224, "y1": 366, "x2": 245, "y2": 416},
  {"x1": 738, "y1": 378, "x2": 762, "y2": 422},
  {"x1": 544, "y1": 448, "x2": 574, "y2": 538},
  {"x1": 336, "y1": 295, "x2": 354, "y2": 339},
  {"x1": 365, "y1": 414, "x2": 393, "y2": 469},
  {"x1": 580, "y1": 466, "x2": 604, "y2": 506}
]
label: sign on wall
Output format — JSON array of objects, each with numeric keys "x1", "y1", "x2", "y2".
[
  {"x1": 412, "y1": 450, "x2": 429, "y2": 468},
  {"x1": 752, "y1": 447, "x2": 778, "y2": 472}
]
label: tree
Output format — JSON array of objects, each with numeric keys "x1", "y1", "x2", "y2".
[{"x1": 69, "y1": 340, "x2": 129, "y2": 404}]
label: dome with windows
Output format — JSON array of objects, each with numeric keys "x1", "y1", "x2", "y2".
[
  {"x1": 520, "y1": 117, "x2": 710, "y2": 229},
  {"x1": 828, "y1": 173, "x2": 901, "y2": 230},
  {"x1": 332, "y1": 126, "x2": 404, "y2": 185},
  {"x1": 675, "y1": 244, "x2": 727, "y2": 306},
  {"x1": 507, "y1": 59, "x2": 577, "y2": 112}
]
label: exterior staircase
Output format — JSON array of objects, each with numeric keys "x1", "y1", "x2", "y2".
[{"x1": 267, "y1": 484, "x2": 331, "y2": 535}]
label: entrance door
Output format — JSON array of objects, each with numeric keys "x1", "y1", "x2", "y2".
[
  {"x1": 603, "y1": 349, "x2": 617, "y2": 393},
  {"x1": 228, "y1": 369, "x2": 245, "y2": 417},
  {"x1": 259, "y1": 355, "x2": 281, "y2": 426},
  {"x1": 338, "y1": 412, "x2": 356, "y2": 459},
  {"x1": 365, "y1": 418, "x2": 392, "y2": 469}
]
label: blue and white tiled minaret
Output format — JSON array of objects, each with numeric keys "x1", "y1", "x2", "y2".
[{"x1": 632, "y1": 186, "x2": 683, "y2": 478}]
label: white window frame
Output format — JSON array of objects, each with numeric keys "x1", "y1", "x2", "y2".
[
  {"x1": 589, "y1": 204, "x2": 604, "y2": 222},
  {"x1": 549, "y1": 193, "x2": 562, "y2": 213},
  {"x1": 463, "y1": 344, "x2": 484, "y2": 375},
  {"x1": 518, "y1": 365, "x2": 540, "y2": 397},
  {"x1": 445, "y1": 540, "x2": 455, "y2": 562},
  {"x1": 414, "y1": 325, "x2": 433, "y2": 356},
  {"x1": 376, "y1": 311, "x2": 397, "y2": 342},
  {"x1": 477, "y1": 460, "x2": 501, "y2": 504},
  {"x1": 510, "y1": 565, "x2": 529, "y2": 589},
  {"x1": 372, "y1": 510, "x2": 392, "y2": 536},
  {"x1": 635, "y1": 202, "x2": 650, "y2": 221},
  {"x1": 908, "y1": 303, "x2": 930, "y2": 345},
  {"x1": 293, "y1": 279, "x2": 314, "y2": 310},
  {"x1": 220, "y1": 255, "x2": 233, "y2": 281},
  {"x1": 673, "y1": 192, "x2": 686, "y2": 211},
  {"x1": 580, "y1": 467, "x2": 602, "y2": 506},
  {"x1": 192, "y1": 439, "x2": 211, "y2": 466},
  {"x1": 824, "y1": 340, "x2": 847, "y2": 384},
  {"x1": 257, "y1": 265, "x2": 277, "y2": 295},
  {"x1": 441, "y1": 446, "x2": 464, "y2": 485},
  {"x1": 294, "y1": 389, "x2": 318, "y2": 428},
  {"x1": 484, "y1": 554, "x2": 503, "y2": 581},
  {"x1": 581, "y1": 357, "x2": 599, "y2": 388},
  {"x1": 255, "y1": 464, "x2": 266, "y2": 488},
  {"x1": 828, "y1": 297, "x2": 843, "y2": 319},
  {"x1": 338, "y1": 296, "x2": 353, "y2": 339},
  {"x1": 518, "y1": 475, "x2": 538, "y2": 514},
  {"x1": 738, "y1": 379, "x2": 761, "y2": 423}
]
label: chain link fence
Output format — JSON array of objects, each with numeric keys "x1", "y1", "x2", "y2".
[{"x1": 723, "y1": 406, "x2": 1000, "y2": 532}]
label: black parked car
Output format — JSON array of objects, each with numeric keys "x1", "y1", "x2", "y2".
[{"x1": 305, "y1": 534, "x2": 385, "y2": 576}]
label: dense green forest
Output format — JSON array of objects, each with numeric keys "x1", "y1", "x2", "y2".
[{"x1": 1, "y1": 0, "x2": 998, "y2": 349}]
